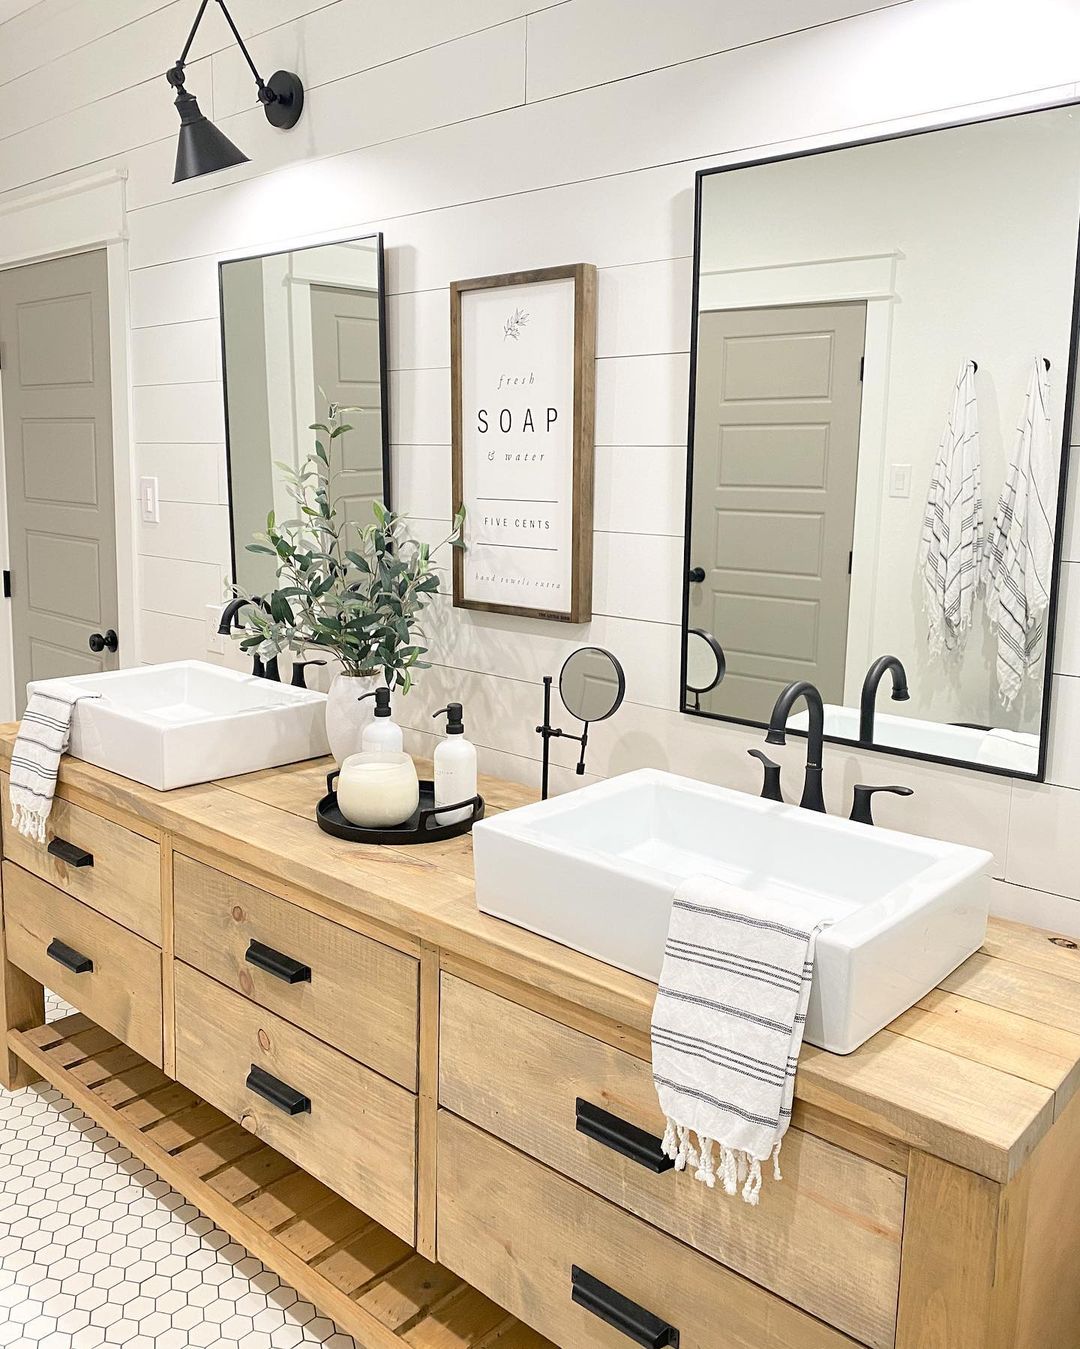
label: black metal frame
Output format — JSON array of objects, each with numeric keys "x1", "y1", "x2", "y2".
[
  {"x1": 219, "y1": 231, "x2": 392, "y2": 590},
  {"x1": 680, "y1": 97, "x2": 1080, "y2": 783}
]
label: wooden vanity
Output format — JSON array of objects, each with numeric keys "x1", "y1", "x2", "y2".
[{"x1": 0, "y1": 729, "x2": 1078, "y2": 1348}]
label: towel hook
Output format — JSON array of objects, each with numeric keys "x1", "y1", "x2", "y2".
[
  {"x1": 970, "y1": 360, "x2": 978, "y2": 372},
  {"x1": 1044, "y1": 357, "x2": 1051, "y2": 372}
]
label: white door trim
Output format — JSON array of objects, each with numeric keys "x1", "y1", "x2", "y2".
[
  {"x1": 0, "y1": 170, "x2": 136, "y2": 721},
  {"x1": 698, "y1": 251, "x2": 900, "y2": 702}
]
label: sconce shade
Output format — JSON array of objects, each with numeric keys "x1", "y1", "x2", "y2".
[{"x1": 173, "y1": 89, "x2": 249, "y2": 183}]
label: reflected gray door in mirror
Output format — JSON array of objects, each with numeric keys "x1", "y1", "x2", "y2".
[
  {"x1": 559, "y1": 646, "x2": 626, "y2": 723},
  {"x1": 220, "y1": 233, "x2": 390, "y2": 596},
  {"x1": 681, "y1": 102, "x2": 1080, "y2": 781}
]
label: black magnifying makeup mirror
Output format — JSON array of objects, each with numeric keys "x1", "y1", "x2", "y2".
[
  {"x1": 536, "y1": 647, "x2": 626, "y2": 799},
  {"x1": 684, "y1": 627, "x2": 726, "y2": 711}
]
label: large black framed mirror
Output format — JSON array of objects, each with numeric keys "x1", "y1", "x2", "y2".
[
  {"x1": 682, "y1": 102, "x2": 1080, "y2": 780},
  {"x1": 220, "y1": 232, "x2": 391, "y2": 596}
]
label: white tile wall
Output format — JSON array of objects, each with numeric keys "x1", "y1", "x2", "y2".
[{"x1": 0, "y1": 0, "x2": 1078, "y2": 935}]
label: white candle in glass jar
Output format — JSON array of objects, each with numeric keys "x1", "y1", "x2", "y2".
[{"x1": 337, "y1": 751, "x2": 420, "y2": 829}]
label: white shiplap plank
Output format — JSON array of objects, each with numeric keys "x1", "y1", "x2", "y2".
[
  {"x1": 592, "y1": 531, "x2": 684, "y2": 625},
  {"x1": 135, "y1": 443, "x2": 228, "y2": 506},
  {"x1": 131, "y1": 319, "x2": 221, "y2": 386},
  {"x1": 139, "y1": 609, "x2": 214, "y2": 665},
  {"x1": 137, "y1": 501, "x2": 230, "y2": 566},
  {"x1": 133, "y1": 382, "x2": 226, "y2": 445},
  {"x1": 1007, "y1": 778, "x2": 1080, "y2": 899},
  {"x1": 386, "y1": 291, "x2": 450, "y2": 372},
  {"x1": 597, "y1": 259, "x2": 693, "y2": 358},
  {"x1": 389, "y1": 369, "x2": 451, "y2": 446},
  {"x1": 594, "y1": 445, "x2": 685, "y2": 537},
  {"x1": 525, "y1": 0, "x2": 911, "y2": 102},
  {"x1": 594, "y1": 354, "x2": 690, "y2": 447},
  {"x1": 130, "y1": 257, "x2": 221, "y2": 329},
  {"x1": 139, "y1": 555, "x2": 225, "y2": 621},
  {"x1": 392, "y1": 444, "x2": 452, "y2": 522},
  {"x1": 212, "y1": 0, "x2": 540, "y2": 120}
]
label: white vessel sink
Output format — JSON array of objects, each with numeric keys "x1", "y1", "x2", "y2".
[
  {"x1": 473, "y1": 769, "x2": 991, "y2": 1053},
  {"x1": 789, "y1": 704, "x2": 1039, "y2": 773},
  {"x1": 26, "y1": 661, "x2": 328, "y2": 791}
]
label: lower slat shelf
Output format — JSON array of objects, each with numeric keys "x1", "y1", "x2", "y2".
[{"x1": 9, "y1": 1014, "x2": 552, "y2": 1349}]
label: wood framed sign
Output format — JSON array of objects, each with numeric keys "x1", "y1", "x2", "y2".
[{"x1": 451, "y1": 263, "x2": 596, "y2": 622}]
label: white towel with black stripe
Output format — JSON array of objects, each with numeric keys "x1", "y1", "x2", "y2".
[
  {"x1": 984, "y1": 358, "x2": 1056, "y2": 709},
  {"x1": 9, "y1": 685, "x2": 100, "y2": 843},
  {"x1": 651, "y1": 874, "x2": 827, "y2": 1206},
  {"x1": 919, "y1": 359, "x2": 983, "y2": 654}
]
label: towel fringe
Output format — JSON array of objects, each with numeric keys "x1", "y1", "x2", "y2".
[
  {"x1": 11, "y1": 801, "x2": 46, "y2": 845},
  {"x1": 662, "y1": 1122, "x2": 782, "y2": 1205}
]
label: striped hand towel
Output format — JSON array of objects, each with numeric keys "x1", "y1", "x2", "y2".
[
  {"x1": 651, "y1": 874, "x2": 827, "y2": 1206},
  {"x1": 984, "y1": 358, "x2": 1056, "y2": 709},
  {"x1": 10, "y1": 685, "x2": 100, "y2": 843},
  {"x1": 919, "y1": 359, "x2": 983, "y2": 654}
]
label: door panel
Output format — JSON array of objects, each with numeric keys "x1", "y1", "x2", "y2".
[
  {"x1": 689, "y1": 302, "x2": 865, "y2": 721},
  {"x1": 0, "y1": 250, "x2": 117, "y2": 712},
  {"x1": 310, "y1": 284, "x2": 383, "y2": 533}
]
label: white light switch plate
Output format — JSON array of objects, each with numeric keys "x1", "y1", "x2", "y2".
[
  {"x1": 139, "y1": 476, "x2": 160, "y2": 523},
  {"x1": 205, "y1": 602, "x2": 224, "y2": 656},
  {"x1": 888, "y1": 463, "x2": 912, "y2": 498}
]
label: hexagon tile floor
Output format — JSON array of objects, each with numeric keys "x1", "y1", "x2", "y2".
[{"x1": 0, "y1": 993, "x2": 359, "y2": 1349}]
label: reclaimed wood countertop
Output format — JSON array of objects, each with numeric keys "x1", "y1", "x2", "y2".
[{"x1": 3, "y1": 726, "x2": 1078, "y2": 1186}]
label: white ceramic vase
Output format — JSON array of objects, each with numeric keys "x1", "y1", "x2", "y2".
[{"x1": 325, "y1": 672, "x2": 381, "y2": 763}]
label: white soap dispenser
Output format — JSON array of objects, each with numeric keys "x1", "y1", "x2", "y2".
[
  {"x1": 432, "y1": 703, "x2": 477, "y2": 825},
  {"x1": 360, "y1": 686, "x2": 404, "y2": 753}
]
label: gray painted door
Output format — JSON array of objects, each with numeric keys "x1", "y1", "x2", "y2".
[
  {"x1": 0, "y1": 249, "x2": 118, "y2": 713},
  {"x1": 310, "y1": 284, "x2": 384, "y2": 531},
  {"x1": 689, "y1": 302, "x2": 865, "y2": 721}
]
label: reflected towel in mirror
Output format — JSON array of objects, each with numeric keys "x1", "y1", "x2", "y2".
[
  {"x1": 984, "y1": 357, "x2": 1056, "y2": 708},
  {"x1": 919, "y1": 358, "x2": 983, "y2": 654}
]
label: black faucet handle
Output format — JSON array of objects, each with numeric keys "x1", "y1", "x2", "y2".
[
  {"x1": 290, "y1": 659, "x2": 327, "y2": 689},
  {"x1": 748, "y1": 749, "x2": 784, "y2": 803},
  {"x1": 850, "y1": 783, "x2": 913, "y2": 826}
]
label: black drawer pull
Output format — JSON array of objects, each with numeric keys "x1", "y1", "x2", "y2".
[
  {"x1": 47, "y1": 838, "x2": 94, "y2": 868},
  {"x1": 576, "y1": 1099, "x2": 674, "y2": 1173},
  {"x1": 245, "y1": 940, "x2": 311, "y2": 985},
  {"x1": 571, "y1": 1267, "x2": 679, "y2": 1348},
  {"x1": 245, "y1": 1065, "x2": 310, "y2": 1116},
  {"x1": 47, "y1": 938, "x2": 93, "y2": 975}
]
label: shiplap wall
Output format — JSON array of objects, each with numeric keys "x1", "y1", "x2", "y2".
[{"x1": 3, "y1": 0, "x2": 1080, "y2": 932}]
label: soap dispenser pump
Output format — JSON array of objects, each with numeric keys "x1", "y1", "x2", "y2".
[
  {"x1": 359, "y1": 686, "x2": 404, "y2": 753},
  {"x1": 432, "y1": 703, "x2": 477, "y2": 825}
]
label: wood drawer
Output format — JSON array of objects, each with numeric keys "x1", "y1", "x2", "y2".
[
  {"x1": 439, "y1": 975, "x2": 902, "y2": 1349},
  {"x1": 173, "y1": 961, "x2": 416, "y2": 1243},
  {"x1": 173, "y1": 856, "x2": 419, "y2": 1089},
  {"x1": 1, "y1": 775, "x2": 160, "y2": 943},
  {"x1": 439, "y1": 1113, "x2": 859, "y2": 1349},
  {"x1": 3, "y1": 862, "x2": 163, "y2": 1067}
]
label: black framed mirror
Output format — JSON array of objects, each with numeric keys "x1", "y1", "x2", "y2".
[
  {"x1": 682, "y1": 101, "x2": 1080, "y2": 781},
  {"x1": 220, "y1": 232, "x2": 391, "y2": 596}
]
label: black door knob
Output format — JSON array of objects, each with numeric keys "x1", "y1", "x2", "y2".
[
  {"x1": 88, "y1": 629, "x2": 119, "y2": 654},
  {"x1": 688, "y1": 567, "x2": 706, "y2": 584}
]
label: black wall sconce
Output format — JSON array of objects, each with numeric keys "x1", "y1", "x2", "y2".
[{"x1": 167, "y1": 0, "x2": 305, "y2": 184}]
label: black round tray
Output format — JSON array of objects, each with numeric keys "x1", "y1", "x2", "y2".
[{"x1": 316, "y1": 770, "x2": 484, "y2": 845}]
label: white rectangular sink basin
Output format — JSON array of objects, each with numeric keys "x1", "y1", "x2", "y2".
[
  {"x1": 473, "y1": 769, "x2": 992, "y2": 1053},
  {"x1": 26, "y1": 661, "x2": 328, "y2": 791},
  {"x1": 789, "y1": 704, "x2": 1039, "y2": 773}
]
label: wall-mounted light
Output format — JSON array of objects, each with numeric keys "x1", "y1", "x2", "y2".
[{"x1": 167, "y1": 0, "x2": 304, "y2": 184}]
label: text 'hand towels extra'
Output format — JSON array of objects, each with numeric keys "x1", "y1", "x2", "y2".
[
  {"x1": 919, "y1": 359, "x2": 983, "y2": 654},
  {"x1": 10, "y1": 685, "x2": 100, "y2": 843},
  {"x1": 984, "y1": 357, "x2": 1056, "y2": 708},
  {"x1": 651, "y1": 874, "x2": 827, "y2": 1206}
]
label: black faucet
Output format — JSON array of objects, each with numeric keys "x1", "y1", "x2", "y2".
[
  {"x1": 765, "y1": 680, "x2": 826, "y2": 813},
  {"x1": 217, "y1": 597, "x2": 280, "y2": 681},
  {"x1": 859, "y1": 655, "x2": 910, "y2": 744}
]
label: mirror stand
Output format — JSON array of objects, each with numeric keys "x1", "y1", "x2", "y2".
[{"x1": 536, "y1": 675, "x2": 591, "y2": 800}]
